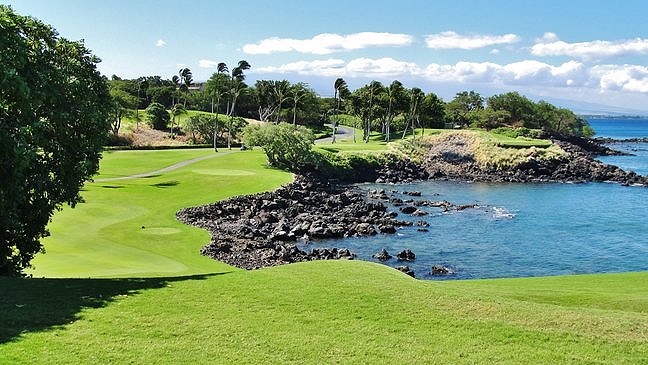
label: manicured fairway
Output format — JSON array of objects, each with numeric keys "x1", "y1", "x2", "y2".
[
  {"x1": 1, "y1": 147, "x2": 646, "y2": 364},
  {"x1": 29, "y1": 149, "x2": 292, "y2": 278}
]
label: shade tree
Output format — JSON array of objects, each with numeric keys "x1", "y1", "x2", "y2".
[{"x1": 0, "y1": 5, "x2": 112, "y2": 275}]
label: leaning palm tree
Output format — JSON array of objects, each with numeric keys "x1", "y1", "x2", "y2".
[
  {"x1": 178, "y1": 68, "x2": 193, "y2": 107},
  {"x1": 289, "y1": 82, "x2": 309, "y2": 125},
  {"x1": 171, "y1": 75, "x2": 180, "y2": 106},
  {"x1": 227, "y1": 60, "x2": 251, "y2": 117},
  {"x1": 332, "y1": 78, "x2": 348, "y2": 143},
  {"x1": 223, "y1": 60, "x2": 251, "y2": 149},
  {"x1": 403, "y1": 87, "x2": 424, "y2": 140}
]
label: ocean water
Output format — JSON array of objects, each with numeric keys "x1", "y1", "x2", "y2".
[
  {"x1": 590, "y1": 118, "x2": 648, "y2": 176},
  {"x1": 301, "y1": 118, "x2": 648, "y2": 280}
]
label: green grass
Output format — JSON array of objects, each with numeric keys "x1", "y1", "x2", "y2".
[
  {"x1": 2, "y1": 147, "x2": 647, "y2": 364},
  {"x1": 29, "y1": 149, "x2": 291, "y2": 278},
  {"x1": 96, "y1": 148, "x2": 217, "y2": 178},
  {"x1": 485, "y1": 131, "x2": 553, "y2": 148},
  {"x1": 2, "y1": 264, "x2": 646, "y2": 364}
]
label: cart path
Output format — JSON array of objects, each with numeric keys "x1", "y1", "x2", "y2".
[
  {"x1": 94, "y1": 150, "x2": 238, "y2": 182},
  {"x1": 315, "y1": 124, "x2": 354, "y2": 144}
]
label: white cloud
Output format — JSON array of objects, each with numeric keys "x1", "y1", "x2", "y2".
[
  {"x1": 255, "y1": 57, "x2": 419, "y2": 78},
  {"x1": 531, "y1": 34, "x2": 648, "y2": 59},
  {"x1": 591, "y1": 64, "x2": 648, "y2": 93},
  {"x1": 424, "y1": 31, "x2": 520, "y2": 50},
  {"x1": 345, "y1": 57, "x2": 420, "y2": 77},
  {"x1": 422, "y1": 60, "x2": 590, "y2": 88},
  {"x1": 156, "y1": 39, "x2": 166, "y2": 47},
  {"x1": 255, "y1": 58, "x2": 347, "y2": 76},
  {"x1": 199, "y1": 59, "x2": 219, "y2": 68},
  {"x1": 242, "y1": 32, "x2": 414, "y2": 55}
]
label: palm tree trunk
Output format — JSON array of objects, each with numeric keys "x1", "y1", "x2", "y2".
[{"x1": 292, "y1": 102, "x2": 297, "y2": 126}]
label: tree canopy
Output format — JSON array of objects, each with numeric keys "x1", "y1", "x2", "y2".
[
  {"x1": 0, "y1": 5, "x2": 112, "y2": 275},
  {"x1": 243, "y1": 123, "x2": 315, "y2": 170}
]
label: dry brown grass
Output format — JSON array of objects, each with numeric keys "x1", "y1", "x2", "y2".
[{"x1": 122, "y1": 125, "x2": 192, "y2": 147}]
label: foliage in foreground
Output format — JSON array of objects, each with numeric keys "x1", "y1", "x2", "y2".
[{"x1": 0, "y1": 5, "x2": 111, "y2": 275}]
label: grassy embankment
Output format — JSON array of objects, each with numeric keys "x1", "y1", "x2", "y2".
[{"x1": 1, "y1": 131, "x2": 646, "y2": 364}]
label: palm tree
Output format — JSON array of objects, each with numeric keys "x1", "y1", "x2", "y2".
[
  {"x1": 225, "y1": 60, "x2": 250, "y2": 149},
  {"x1": 403, "y1": 87, "x2": 424, "y2": 140},
  {"x1": 178, "y1": 68, "x2": 193, "y2": 107},
  {"x1": 272, "y1": 80, "x2": 290, "y2": 123},
  {"x1": 364, "y1": 81, "x2": 383, "y2": 143},
  {"x1": 170, "y1": 103, "x2": 186, "y2": 138},
  {"x1": 289, "y1": 82, "x2": 309, "y2": 126},
  {"x1": 171, "y1": 75, "x2": 180, "y2": 106},
  {"x1": 332, "y1": 78, "x2": 349, "y2": 143},
  {"x1": 227, "y1": 60, "x2": 251, "y2": 117},
  {"x1": 385, "y1": 80, "x2": 404, "y2": 142}
]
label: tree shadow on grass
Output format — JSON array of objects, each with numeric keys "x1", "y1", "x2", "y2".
[
  {"x1": 0, "y1": 273, "x2": 228, "y2": 344},
  {"x1": 151, "y1": 180, "x2": 179, "y2": 188}
]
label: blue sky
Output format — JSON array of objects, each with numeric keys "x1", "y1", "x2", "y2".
[{"x1": 5, "y1": 0, "x2": 648, "y2": 113}]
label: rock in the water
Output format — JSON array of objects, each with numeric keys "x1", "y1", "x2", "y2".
[
  {"x1": 355, "y1": 222, "x2": 377, "y2": 236},
  {"x1": 399, "y1": 206, "x2": 417, "y2": 214},
  {"x1": 431, "y1": 265, "x2": 454, "y2": 275},
  {"x1": 372, "y1": 248, "x2": 392, "y2": 261},
  {"x1": 412, "y1": 209, "x2": 428, "y2": 216},
  {"x1": 396, "y1": 265, "x2": 415, "y2": 277},
  {"x1": 396, "y1": 249, "x2": 416, "y2": 261},
  {"x1": 378, "y1": 224, "x2": 397, "y2": 234}
]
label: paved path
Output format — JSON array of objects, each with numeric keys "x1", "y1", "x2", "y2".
[
  {"x1": 96, "y1": 124, "x2": 352, "y2": 183},
  {"x1": 94, "y1": 150, "x2": 238, "y2": 182},
  {"x1": 316, "y1": 124, "x2": 355, "y2": 144}
]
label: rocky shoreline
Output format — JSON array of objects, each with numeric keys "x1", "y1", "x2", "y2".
[
  {"x1": 177, "y1": 134, "x2": 647, "y2": 276},
  {"x1": 423, "y1": 134, "x2": 648, "y2": 186},
  {"x1": 177, "y1": 175, "x2": 415, "y2": 270}
]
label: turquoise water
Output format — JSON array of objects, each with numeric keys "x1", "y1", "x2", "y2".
[{"x1": 302, "y1": 118, "x2": 648, "y2": 280}]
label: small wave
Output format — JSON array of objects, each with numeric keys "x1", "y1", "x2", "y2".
[{"x1": 492, "y1": 206, "x2": 515, "y2": 219}]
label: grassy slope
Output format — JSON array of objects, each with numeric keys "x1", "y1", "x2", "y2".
[
  {"x1": 2, "y1": 264, "x2": 646, "y2": 364},
  {"x1": 2, "y1": 143, "x2": 647, "y2": 364}
]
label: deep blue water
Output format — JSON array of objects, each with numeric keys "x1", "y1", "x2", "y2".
[
  {"x1": 590, "y1": 118, "x2": 648, "y2": 176},
  {"x1": 300, "y1": 118, "x2": 648, "y2": 280},
  {"x1": 589, "y1": 118, "x2": 648, "y2": 139}
]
